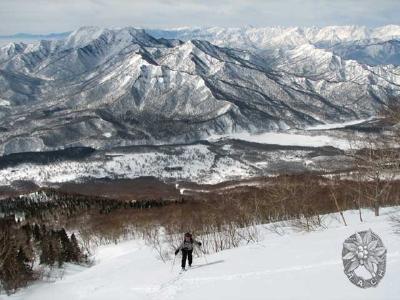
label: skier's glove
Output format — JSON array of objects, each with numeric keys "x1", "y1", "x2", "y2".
[
  {"x1": 198, "y1": 242, "x2": 202, "y2": 246},
  {"x1": 175, "y1": 250, "x2": 179, "y2": 255}
]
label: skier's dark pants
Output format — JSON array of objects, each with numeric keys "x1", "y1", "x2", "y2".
[{"x1": 181, "y1": 249, "x2": 193, "y2": 268}]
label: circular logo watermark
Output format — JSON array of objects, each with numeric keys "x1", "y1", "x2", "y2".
[{"x1": 342, "y1": 229, "x2": 387, "y2": 288}]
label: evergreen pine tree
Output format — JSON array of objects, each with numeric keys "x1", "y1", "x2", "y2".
[
  {"x1": 50, "y1": 230, "x2": 63, "y2": 267},
  {"x1": 70, "y1": 233, "x2": 82, "y2": 262},
  {"x1": 17, "y1": 246, "x2": 33, "y2": 275},
  {"x1": 48, "y1": 242, "x2": 55, "y2": 267},
  {"x1": 33, "y1": 224, "x2": 41, "y2": 240},
  {"x1": 39, "y1": 234, "x2": 54, "y2": 266},
  {"x1": 58, "y1": 228, "x2": 72, "y2": 262},
  {"x1": 2, "y1": 242, "x2": 33, "y2": 294}
]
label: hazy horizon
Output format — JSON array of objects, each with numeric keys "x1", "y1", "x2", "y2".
[
  {"x1": 2, "y1": 23, "x2": 400, "y2": 38},
  {"x1": 1, "y1": 0, "x2": 399, "y2": 35}
]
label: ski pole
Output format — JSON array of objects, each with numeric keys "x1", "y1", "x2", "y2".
[
  {"x1": 201, "y1": 247, "x2": 208, "y2": 264},
  {"x1": 170, "y1": 254, "x2": 176, "y2": 272}
]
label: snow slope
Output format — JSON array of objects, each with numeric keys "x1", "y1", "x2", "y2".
[{"x1": 7, "y1": 207, "x2": 400, "y2": 300}]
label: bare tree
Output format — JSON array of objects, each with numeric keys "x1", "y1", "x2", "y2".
[
  {"x1": 328, "y1": 179, "x2": 347, "y2": 226},
  {"x1": 349, "y1": 100, "x2": 400, "y2": 216},
  {"x1": 353, "y1": 147, "x2": 398, "y2": 216}
]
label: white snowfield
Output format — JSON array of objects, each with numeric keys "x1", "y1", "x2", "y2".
[
  {"x1": 7, "y1": 207, "x2": 400, "y2": 300},
  {"x1": 209, "y1": 131, "x2": 355, "y2": 150}
]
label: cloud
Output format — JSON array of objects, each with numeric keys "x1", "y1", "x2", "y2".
[{"x1": 0, "y1": 0, "x2": 399, "y2": 34}]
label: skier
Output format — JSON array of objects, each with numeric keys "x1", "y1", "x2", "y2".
[{"x1": 174, "y1": 232, "x2": 202, "y2": 271}]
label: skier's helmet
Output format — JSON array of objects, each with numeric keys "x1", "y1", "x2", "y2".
[{"x1": 184, "y1": 232, "x2": 192, "y2": 238}]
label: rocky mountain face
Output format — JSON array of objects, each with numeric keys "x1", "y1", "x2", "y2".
[{"x1": 0, "y1": 26, "x2": 399, "y2": 156}]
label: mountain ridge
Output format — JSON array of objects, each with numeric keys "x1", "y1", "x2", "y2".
[{"x1": 0, "y1": 26, "x2": 399, "y2": 156}]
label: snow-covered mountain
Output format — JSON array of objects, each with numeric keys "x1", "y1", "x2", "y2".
[
  {"x1": 0, "y1": 26, "x2": 399, "y2": 156},
  {"x1": 327, "y1": 39, "x2": 400, "y2": 66},
  {"x1": 147, "y1": 25, "x2": 400, "y2": 50},
  {"x1": 149, "y1": 25, "x2": 400, "y2": 67}
]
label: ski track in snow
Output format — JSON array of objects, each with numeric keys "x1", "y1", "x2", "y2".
[
  {"x1": 144, "y1": 261, "x2": 343, "y2": 300},
  {"x1": 145, "y1": 254, "x2": 400, "y2": 300}
]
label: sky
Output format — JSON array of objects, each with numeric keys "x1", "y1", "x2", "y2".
[{"x1": 0, "y1": 0, "x2": 399, "y2": 35}]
